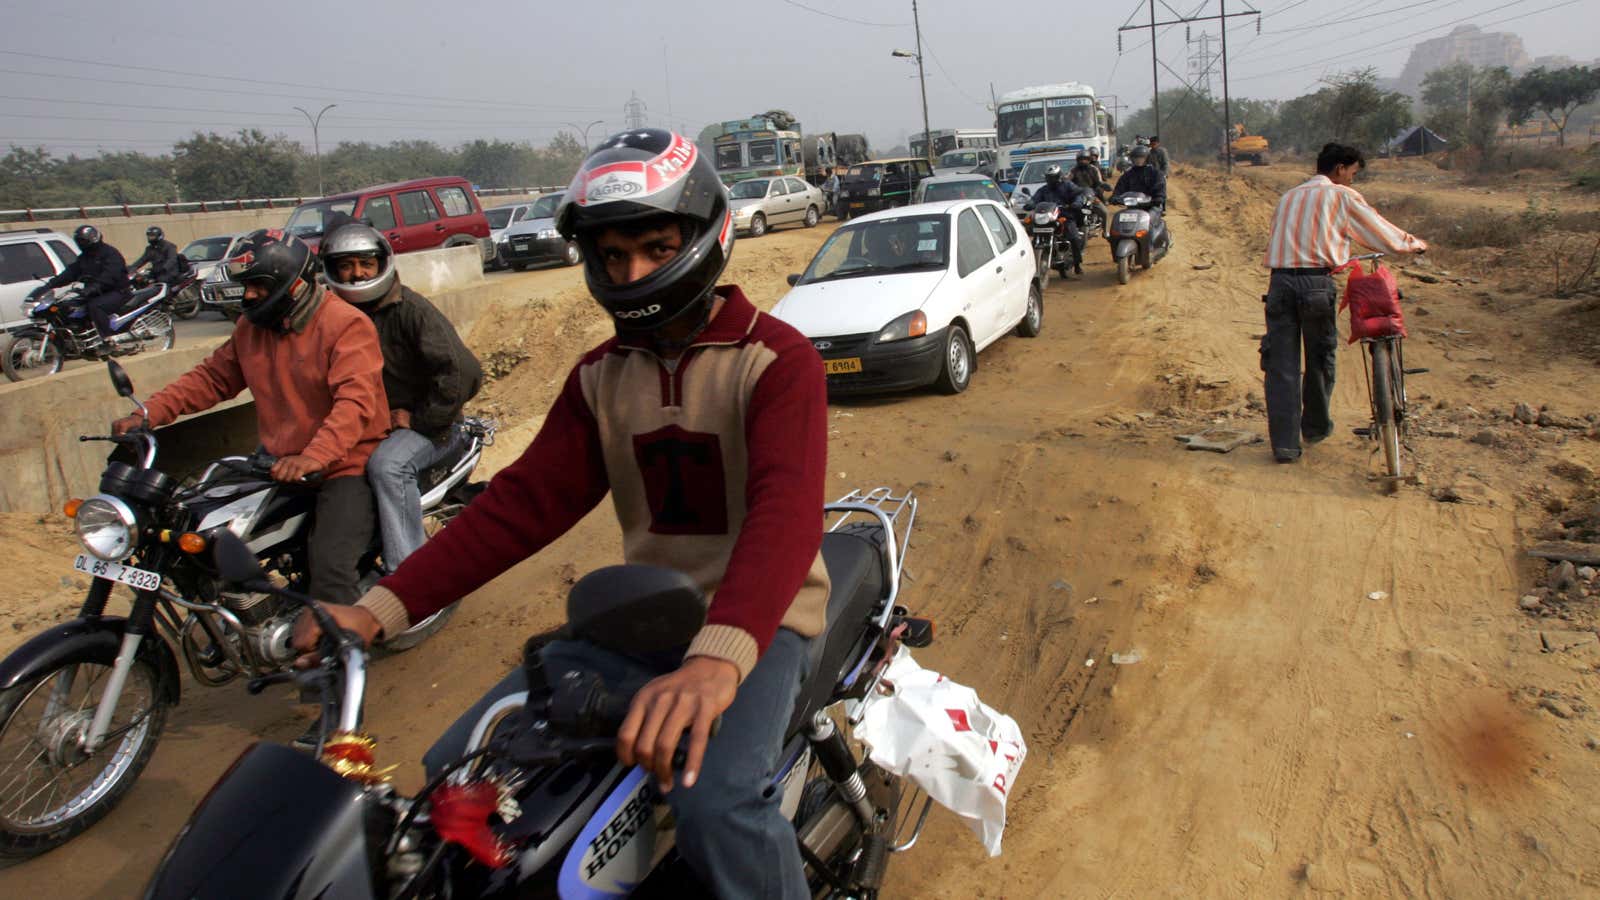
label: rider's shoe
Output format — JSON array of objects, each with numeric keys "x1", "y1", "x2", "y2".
[
  {"x1": 1074, "y1": 263, "x2": 1084, "y2": 276},
  {"x1": 291, "y1": 720, "x2": 324, "y2": 752},
  {"x1": 1273, "y1": 448, "x2": 1301, "y2": 463}
]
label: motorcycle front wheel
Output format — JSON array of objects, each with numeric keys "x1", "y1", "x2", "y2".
[
  {"x1": 1, "y1": 334, "x2": 63, "y2": 382},
  {"x1": 0, "y1": 657, "x2": 170, "y2": 859},
  {"x1": 1116, "y1": 255, "x2": 1131, "y2": 285}
]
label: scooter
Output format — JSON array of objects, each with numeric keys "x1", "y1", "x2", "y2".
[{"x1": 1108, "y1": 192, "x2": 1171, "y2": 285}]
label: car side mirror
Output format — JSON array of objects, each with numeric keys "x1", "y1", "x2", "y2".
[
  {"x1": 106, "y1": 359, "x2": 135, "y2": 398},
  {"x1": 212, "y1": 531, "x2": 266, "y2": 585},
  {"x1": 786, "y1": 274, "x2": 801, "y2": 286}
]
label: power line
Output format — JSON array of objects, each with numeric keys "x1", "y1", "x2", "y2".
[
  {"x1": 0, "y1": 97, "x2": 593, "y2": 129},
  {"x1": 917, "y1": 35, "x2": 988, "y2": 109},
  {"x1": 1258, "y1": 0, "x2": 1448, "y2": 35},
  {"x1": 777, "y1": 0, "x2": 906, "y2": 27},
  {"x1": 1236, "y1": 0, "x2": 1483, "y2": 64}
]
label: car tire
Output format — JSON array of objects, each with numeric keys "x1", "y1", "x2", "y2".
[
  {"x1": 563, "y1": 242, "x2": 582, "y2": 267},
  {"x1": 1016, "y1": 283, "x2": 1043, "y2": 338},
  {"x1": 933, "y1": 325, "x2": 973, "y2": 395},
  {"x1": 512, "y1": 262, "x2": 529, "y2": 272},
  {"x1": 803, "y1": 205, "x2": 819, "y2": 228},
  {"x1": 749, "y1": 213, "x2": 767, "y2": 237}
]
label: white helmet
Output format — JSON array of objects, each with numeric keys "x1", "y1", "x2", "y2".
[{"x1": 319, "y1": 223, "x2": 397, "y2": 306}]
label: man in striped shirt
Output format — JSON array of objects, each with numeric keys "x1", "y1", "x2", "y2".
[{"x1": 1260, "y1": 142, "x2": 1427, "y2": 463}]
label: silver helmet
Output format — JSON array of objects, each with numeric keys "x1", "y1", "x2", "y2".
[{"x1": 319, "y1": 223, "x2": 396, "y2": 306}]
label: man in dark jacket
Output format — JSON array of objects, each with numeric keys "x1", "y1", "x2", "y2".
[
  {"x1": 320, "y1": 223, "x2": 483, "y2": 570},
  {"x1": 1113, "y1": 145, "x2": 1167, "y2": 208},
  {"x1": 1069, "y1": 151, "x2": 1111, "y2": 237},
  {"x1": 1149, "y1": 135, "x2": 1171, "y2": 178},
  {"x1": 127, "y1": 226, "x2": 190, "y2": 285},
  {"x1": 27, "y1": 225, "x2": 131, "y2": 343}
]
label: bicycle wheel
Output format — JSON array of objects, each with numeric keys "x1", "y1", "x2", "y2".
[{"x1": 1368, "y1": 341, "x2": 1401, "y2": 478}]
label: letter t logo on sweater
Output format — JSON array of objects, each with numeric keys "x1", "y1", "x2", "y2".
[{"x1": 632, "y1": 425, "x2": 729, "y2": 535}]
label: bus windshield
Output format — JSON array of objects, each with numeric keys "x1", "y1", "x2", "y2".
[
  {"x1": 1046, "y1": 100, "x2": 1095, "y2": 138},
  {"x1": 997, "y1": 102, "x2": 1045, "y2": 144}
]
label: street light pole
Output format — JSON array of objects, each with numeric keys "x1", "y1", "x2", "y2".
[
  {"x1": 891, "y1": 0, "x2": 933, "y2": 166},
  {"x1": 565, "y1": 119, "x2": 606, "y2": 152},
  {"x1": 294, "y1": 103, "x2": 337, "y2": 196}
]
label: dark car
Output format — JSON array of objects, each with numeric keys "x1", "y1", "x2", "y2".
[
  {"x1": 498, "y1": 193, "x2": 580, "y2": 270},
  {"x1": 284, "y1": 176, "x2": 493, "y2": 262},
  {"x1": 837, "y1": 157, "x2": 934, "y2": 219}
]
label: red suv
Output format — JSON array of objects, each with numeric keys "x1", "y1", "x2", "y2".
[{"x1": 284, "y1": 176, "x2": 492, "y2": 262}]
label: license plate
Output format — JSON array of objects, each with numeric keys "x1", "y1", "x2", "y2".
[
  {"x1": 513, "y1": 242, "x2": 529, "y2": 251},
  {"x1": 73, "y1": 554, "x2": 162, "y2": 592},
  {"x1": 824, "y1": 357, "x2": 863, "y2": 375},
  {"x1": 221, "y1": 285, "x2": 244, "y2": 298},
  {"x1": 1034, "y1": 228, "x2": 1056, "y2": 234},
  {"x1": 849, "y1": 202, "x2": 866, "y2": 209}
]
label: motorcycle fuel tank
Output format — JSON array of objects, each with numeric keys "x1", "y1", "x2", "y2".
[{"x1": 144, "y1": 742, "x2": 386, "y2": 900}]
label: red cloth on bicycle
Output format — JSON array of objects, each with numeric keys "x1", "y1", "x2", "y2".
[{"x1": 1337, "y1": 261, "x2": 1406, "y2": 343}]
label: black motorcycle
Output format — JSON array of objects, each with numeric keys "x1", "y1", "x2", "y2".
[
  {"x1": 0, "y1": 361, "x2": 489, "y2": 860},
  {"x1": 147, "y1": 488, "x2": 939, "y2": 899},
  {"x1": 133, "y1": 265, "x2": 203, "y2": 320},
  {"x1": 1024, "y1": 201, "x2": 1090, "y2": 288},
  {"x1": 2, "y1": 283, "x2": 175, "y2": 381},
  {"x1": 1108, "y1": 191, "x2": 1171, "y2": 285}
]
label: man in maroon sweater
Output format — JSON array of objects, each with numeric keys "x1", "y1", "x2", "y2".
[{"x1": 295, "y1": 130, "x2": 828, "y2": 898}]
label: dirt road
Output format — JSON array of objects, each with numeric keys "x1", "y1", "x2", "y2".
[{"x1": 5, "y1": 171, "x2": 1600, "y2": 896}]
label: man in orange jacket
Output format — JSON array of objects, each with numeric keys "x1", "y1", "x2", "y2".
[{"x1": 113, "y1": 229, "x2": 388, "y2": 603}]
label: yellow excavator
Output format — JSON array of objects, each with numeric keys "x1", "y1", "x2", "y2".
[{"x1": 1222, "y1": 123, "x2": 1269, "y2": 166}]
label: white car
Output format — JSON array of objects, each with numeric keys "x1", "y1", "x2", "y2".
[
  {"x1": 1, "y1": 228, "x2": 79, "y2": 330},
  {"x1": 772, "y1": 199, "x2": 1041, "y2": 395},
  {"x1": 1008, "y1": 155, "x2": 1079, "y2": 214},
  {"x1": 484, "y1": 198, "x2": 544, "y2": 269},
  {"x1": 180, "y1": 232, "x2": 249, "y2": 318}
]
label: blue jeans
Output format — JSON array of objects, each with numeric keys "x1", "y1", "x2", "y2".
[
  {"x1": 424, "y1": 629, "x2": 813, "y2": 900},
  {"x1": 367, "y1": 427, "x2": 455, "y2": 571}
]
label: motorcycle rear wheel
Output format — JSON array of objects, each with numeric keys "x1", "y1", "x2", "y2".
[
  {"x1": 1, "y1": 334, "x2": 63, "y2": 382},
  {"x1": 0, "y1": 657, "x2": 169, "y2": 859},
  {"x1": 172, "y1": 284, "x2": 202, "y2": 319}
]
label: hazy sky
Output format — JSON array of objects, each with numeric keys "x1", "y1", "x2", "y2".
[{"x1": 3, "y1": 0, "x2": 1597, "y2": 157}]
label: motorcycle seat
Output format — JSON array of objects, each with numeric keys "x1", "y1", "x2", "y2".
[
  {"x1": 786, "y1": 529, "x2": 887, "y2": 735},
  {"x1": 123, "y1": 285, "x2": 162, "y2": 311}
]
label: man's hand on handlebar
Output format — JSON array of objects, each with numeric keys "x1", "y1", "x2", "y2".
[
  {"x1": 270, "y1": 454, "x2": 323, "y2": 483},
  {"x1": 111, "y1": 413, "x2": 146, "y2": 436},
  {"x1": 290, "y1": 604, "x2": 382, "y2": 669},
  {"x1": 618, "y1": 656, "x2": 738, "y2": 794}
]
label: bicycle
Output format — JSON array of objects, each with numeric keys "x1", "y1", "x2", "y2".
[{"x1": 1346, "y1": 252, "x2": 1428, "y2": 480}]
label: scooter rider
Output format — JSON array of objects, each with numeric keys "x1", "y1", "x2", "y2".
[
  {"x1": 112, "y1": 229, "x2": 389, "y2": 605},
  {"x1": 127, "y1": 225, "x2": 190, "y2": 286},
  {"x1": 1032, "y1": 164, "x2": 1093, "y2": 275},
  {"x1": 1113, "y1": 144, "x2": 1167, "y2": 209},
  {"x1": 320, "y1": 223, "x2": 483, "y2": 572},
  {"x1": 26, "y1": 225, "x2": 131, "y2": 346},
  {"x1": 294, "y1": 128, "x2": 830, "y2": 900}
]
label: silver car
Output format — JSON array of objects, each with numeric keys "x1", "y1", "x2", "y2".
[
  {"x1": 1008, "y1": 156, "x2": 1079, "y2": 214},
  {"x1": 181, "y1": 232, "x2": 250, "y2": 319},
  {"x1": 728, "y1": 176, "x2": 825, "y2": 237},
  {"x1": 913, "y1": 174, "x2": 1007, "y2": 205},
  {"x1": 484, "y1": 199, "x2": 542, "y2": 269}
]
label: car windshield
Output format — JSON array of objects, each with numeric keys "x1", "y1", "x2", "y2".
[
  {"x1": 729, "y1": 179, "x2": 771, "y2": 200},
  {"x1": 485, "y1": 207, "x2": 515, "y2": 229},
  {"x1": 285, "y1": 200, "x2": 356, "y2": 237},
  {"x1": 1017, "y1": 158, "x2": 1075, "y2": 184},
  {"x1": 748, "y1": 140, "x2": 778, "y2": 165},
  {"x1": 938, "y1": 151, "x2": 979, "y2": 168},
  {"x1": 799, "y1": 214, "x2": 948, "y2": 284},
  {"x1": 182, "y1": 237, "x2": 234, "y2": 262},
  {"x1": 923, "y1": 180, "x2": 1000, "y2": 203},
  {"x1": 529, "y1": 194, "x2": 561, "y2": 218},
  {"x1": 846, "y1": 164, "x2": 882, "y2": 178}
]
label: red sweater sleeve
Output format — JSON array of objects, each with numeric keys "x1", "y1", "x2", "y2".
[
  {"x1": 144, "y1": 339, "x2": 246, "y2": 427},
  {"x1": 703, "y1": 336, "x2": 828, "y2": 655},
  {"x1": 377, "y1": 359, "x2": 610, "y2": 623},
  {"x1": 301, "y1": 313, "x2": 386, "y2": 469}
]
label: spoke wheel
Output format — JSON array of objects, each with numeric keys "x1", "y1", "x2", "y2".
[
  {"x1": 1, "y1": 335, "x2": 63, "y2": 382},
  {"x1": 1369, "y1": 342, "x2": 1402, "y2": 478},
  {"x1": 172, "y1": 285, "x2": 202, "y2": 319},
  {"x1": 0, "y1": 658, "x2": 168, "y2": 859}
]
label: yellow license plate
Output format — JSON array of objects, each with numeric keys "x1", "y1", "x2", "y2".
[
  {"x1": 824, "y1": 357, "x2": 863, "y2": 375},
  {"x1": 849, "y1": 202, "x2": 866, "y2": 208}
]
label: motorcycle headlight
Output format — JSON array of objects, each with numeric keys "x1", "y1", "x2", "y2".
[
  {"x1": 75, "y1": 496, "x2": 138, "y2": 561},
  {"x1": 1033, "y1": 211, "x2": 1055, "y2": 225}
]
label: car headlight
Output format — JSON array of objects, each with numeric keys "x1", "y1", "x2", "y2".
[
  {"x1": 537, "y1": 229, "x2": 560, "y2": 240},
  {"x1": 866, "y1": 188, "x2": 881, "y2": 197},
  {"x1": 733, "y1": 206, "x2": 752, "y2": 218},
  {"x1": 876, "y1": 310, "x2": 928, "y2": 343},
  {"x1": 75, "y1": 496, "x2": 137, "y2": 561}
]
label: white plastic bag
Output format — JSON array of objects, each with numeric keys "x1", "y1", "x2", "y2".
[{"x1": 851, "y1": 647, "x2": 1026, "y2": 856}]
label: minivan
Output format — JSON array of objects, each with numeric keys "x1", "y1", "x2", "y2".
[{"x1": 284, "y1": 176, "x2": 493, "y2": 262}]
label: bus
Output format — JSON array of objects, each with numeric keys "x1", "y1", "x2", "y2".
[
  {"x1": 712, "y1": 116, "x2": 803, "y2": 185},
  {"x1": 993, "y1": 83, "x2": 1115, "y2": 178},
  {"x1": 909, "y1": 128, "x2": 999, "y2": 161}
]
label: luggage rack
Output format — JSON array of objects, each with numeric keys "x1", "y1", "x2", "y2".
[{"x1": 825, "y1": 487, "x2": 917, "y2": 633}]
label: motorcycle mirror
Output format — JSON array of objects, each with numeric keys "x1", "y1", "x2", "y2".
[
  {"x1": 106, "y1": 359, "x2": 136, "y2": 398},
  {"x1": 787, "y1": 273, "x2": 801, "y2": 287},
  {"x1": 212, "y1": 531, "x2": 267, "y2": 585}
]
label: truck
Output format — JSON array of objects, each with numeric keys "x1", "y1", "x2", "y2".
[
  {"x1": 1221, "y1": 123, "x2": 1269, "y2": 166},
  {"x1": 711, "y1": 112, "x2": 804, "y2": 185},
  {"x1": 801, "y1": 132, "x2": 874, "y2": 184},
  {"x1": 994, "y1": 82, "x2": 1115, "y2": 179}
]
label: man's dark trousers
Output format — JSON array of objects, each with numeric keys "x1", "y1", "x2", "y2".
[
  {"x1": 309, "y1": 475, "x2": 375, "y2": 604},
  {"x1": 1262, "y1": 269, "x2": 1338, "y2": 458}
]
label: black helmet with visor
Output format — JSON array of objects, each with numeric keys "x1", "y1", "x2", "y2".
[{"x1": 225, "y1": 229, "x2": 319, "y2": 331}]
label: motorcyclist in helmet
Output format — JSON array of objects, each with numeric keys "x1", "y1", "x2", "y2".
[
  {"x1": 1113, "y1": 144, "x2": 1167, "y2": 209},
  {"x1": 26, "y1": 225, "x2": 131, "y2": 346},
  {"x1": 320, "y1": 223, "x2": 483, "y2": 573},
  {"x1": 112, "y1": 228, "x2": 388, "y2": 608},
  {"x1": 1070, "y1": 151, "x2": 1112, "y2": 238},
  {"x1": 1031, "y1": 163, "x2": 1094, "y2": 275},
  {"x1": 127, "y1": 225, "x2": 190, "y2": 287},
  {"x1": 295, "y1": 129, "x2": 830, "y2": 900}
]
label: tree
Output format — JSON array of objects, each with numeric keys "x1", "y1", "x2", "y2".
[
  {"x1": 1321, "y1": 69, "x2": 1411, "y2": 153},
  {"x1": 0, "y1": 147, "x2": 59, "y2": 207},
  {"x1": 173, "y1": 130, "x2": 301, "y2": 200},
  {"x1": 1421, "y1": 63, "x2": 1512, "y2": 155},
  {"x1": 1507, "y1": 65, "x2": 1600, "y2": 147}
]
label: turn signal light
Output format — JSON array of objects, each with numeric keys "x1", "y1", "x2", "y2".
[
  {"x1": 63, "y1": 498, "x2": 83, "y2": 518},
  {"x1": 1135, "y1": 229, "x2": 1148, "y2": 238},
  {"x1": 177, "y1": 532, "x2": 208, "y2": 554}
]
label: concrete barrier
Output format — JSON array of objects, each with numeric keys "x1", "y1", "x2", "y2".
[
  {"x1": 0, "y1": 276, "x2": 527, "y2": 513},
  {"x1": 394, "y1": 244, "x2": 485, "y2": 296}
]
